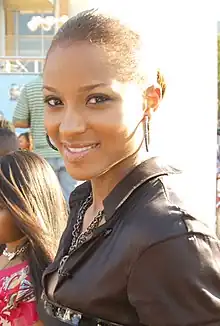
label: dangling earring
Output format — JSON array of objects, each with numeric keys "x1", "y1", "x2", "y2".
[
  {"x1": 143, "y1": 118, "x2": 149, "y2": 152},
  {"x1": 46, "y1": 134, "x2": 58, "y2": 151},
  {"x1": 142, "y1": 101, "x2": 149, "y2": 152}
]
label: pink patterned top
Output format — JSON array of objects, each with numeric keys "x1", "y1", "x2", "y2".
[{"x1": 0, "y1": 260, "x2": 38, "y2": 326}]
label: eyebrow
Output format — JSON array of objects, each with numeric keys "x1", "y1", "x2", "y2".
[{"x1": 43, "y1": 83, "x2": 108, "y2": 94}]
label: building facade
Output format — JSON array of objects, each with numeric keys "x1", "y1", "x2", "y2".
[
  {"x1": 0, "y1": 0, "x2": 91, "y2": 57},
  {"x1": 0, "y1": 0, "x2": 91, "y2": 122}
]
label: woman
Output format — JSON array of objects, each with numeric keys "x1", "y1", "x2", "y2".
[
  {"x1": 18, "y1": 132, "x2": 33, "y2": 151},
  {"x1": 42, "y1": 9, "x2": 220, "y2": 326},
  {"x1": 0, "y1": 151, "x2": 67, "y2": 325}
]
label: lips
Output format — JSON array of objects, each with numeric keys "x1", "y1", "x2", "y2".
[
  {"x1": 63, "y1": 143, "x2": 99, "y2": 162},
  {"x1": 67, "y1": 144, "x2": 97, "y2": 153}
]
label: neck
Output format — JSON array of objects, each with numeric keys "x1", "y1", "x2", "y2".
[
  {"x1": 6, "y1": 237, "x2": 27, "y2": 253},
  {"x1": 90, "y1": 148, "x2": 149, "y2": 214}
]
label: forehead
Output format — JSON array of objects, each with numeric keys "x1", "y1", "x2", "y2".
[{"x1": 44, "y1": 42, "x2": 117, "y2": 92}]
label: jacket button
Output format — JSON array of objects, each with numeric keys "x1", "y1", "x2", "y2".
[{"x1": 104, "y1": 229, "x2": 113, "y2": 237}]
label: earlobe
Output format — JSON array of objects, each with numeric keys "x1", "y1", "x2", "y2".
[{"x1": 144, "y1": 85, "x2": 162, "y2": 117}]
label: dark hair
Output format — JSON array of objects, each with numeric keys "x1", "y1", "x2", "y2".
[
  {"x1": 0, "y1": 119, "x2": 18, "y2": 153},
  {"x1": 48, "y1": 9, "x2": 166, "y2": 94},
  {"x1": 18, "y1": 132, "x2": 31, "y2": 142},
  {"x1": 0, "y1": 128, "x2": 17, "y2": 141},
  {"x1": 0, "y1": 119, "x2": 15, "y2": 132},
  {"x1": 0, "y1": 151, "x2": 68, "y2": 299},
  {"x1": 47, "y1": 9, "x2": 149, "y2": 84}
]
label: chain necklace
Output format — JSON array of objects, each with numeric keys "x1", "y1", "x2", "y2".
[
  {"x1": 1, "y1": 242, "x2": 29, "y2": 270},
  {"x1": 3, "y1": 243, "x2": 29, "y2": 261},
  {"x1": 68, "y1": 193, "x2": 104, "y2": 253},
  {"x1": 58, "y1": 194, "x2": 105, "y2": 275}
]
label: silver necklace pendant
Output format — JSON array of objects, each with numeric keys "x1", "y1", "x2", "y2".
[
  {"x1": 3, "y1": 248, "x2": 16, "y2": 261},
  {"x1": 2, "y1": 243, "x2": 28, "y2": 261}
]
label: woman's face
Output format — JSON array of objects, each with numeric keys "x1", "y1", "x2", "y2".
[
  {"x1": 0, "y1": 205, "x2": 23, "y2": 244},
  {"x1": 18, "y1": 136, "x2": 29, "y2": 150},
  {"x1": 43, "y1": 42, "x2": 145, "y2": 180}
]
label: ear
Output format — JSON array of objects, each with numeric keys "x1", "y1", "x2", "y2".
[{"x1": 143, "y1": 84, "x2": 162, "y2": 119}]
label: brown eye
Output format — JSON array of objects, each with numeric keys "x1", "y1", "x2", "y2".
[
  {"x1": 87, "y1": 95, "x2": 110, "y2": 105},
  {"x1": 44, "y1": 97, "x2": 63, "y2": 107}
]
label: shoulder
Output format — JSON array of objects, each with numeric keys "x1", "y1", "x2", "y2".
[
  {"x1": 25, "y1": 78, "x2": 43, "y2": 96},
  {"x1": 27, "y1": 76, "x2": 43, "y2": 87},
  {"x1": 129, "y1": 232, "x2": 220, "y2": 284},
  {"x1": 127, "y1": 233, "x2": 220, "y2": 325},
  {"x1": 124, "y1": 168, "x2": 215, "y2": 249}
]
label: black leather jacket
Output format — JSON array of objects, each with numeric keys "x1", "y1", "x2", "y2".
[{"x1": 42, "y1": 157, "x2": 220, "y2": 326}]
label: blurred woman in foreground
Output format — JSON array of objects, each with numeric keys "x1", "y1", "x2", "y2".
[{"x1": 0, "y1": 151, "x2": 67, "y2": 325}]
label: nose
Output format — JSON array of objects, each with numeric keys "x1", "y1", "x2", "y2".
[{"x1": 59, "y1": 104, "x2": 86, "y2": 138}]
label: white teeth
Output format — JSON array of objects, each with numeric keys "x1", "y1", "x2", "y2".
[{"x1": 67, "y1": 145, "x2": 96, "y2": 153}]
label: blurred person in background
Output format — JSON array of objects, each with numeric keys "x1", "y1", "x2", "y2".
[
  {"x1": 0, "y1": 119, "x2": 18, "y2": 157},
  {"x1": 0, "y1": 118, "x2": 19, "y2": 254},
  {"x1": 18, "y1": 131, "x2": 33, "y2": 151},
  {"x1": 13, "y1": 76, "x2": 77, "y2": 202},
  {"x1": 0, "y1": 151, "x2": 67, "y2": 326},
  {"x1": 216, "y1": 140, "x2": 220, "y2": 238}
]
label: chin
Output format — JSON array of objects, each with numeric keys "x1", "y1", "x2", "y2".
[
  {"x1": 65, "y1": 164, "x2": 104, "y2": 182},
  {"x1": 66, "y1": 168, "x2": 92, "y2": 182},
  {"x1": 64, "y1": 156, "x2": 113, "y2": 181}
]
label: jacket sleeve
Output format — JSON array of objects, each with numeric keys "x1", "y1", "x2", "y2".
[{"x1": 127, "y1": 234, "x2": 220, "y2": 326}]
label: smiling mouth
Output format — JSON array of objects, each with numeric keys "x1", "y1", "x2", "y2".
[
  {"x1": 63, "y1": 143, "x2": 100, "y2": 162},
  {"x1": 66, "y1": 144, "x2": 98, "y2": 153}
]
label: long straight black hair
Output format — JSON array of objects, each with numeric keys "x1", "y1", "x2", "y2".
[{"x1": 0, "y1": 151, "x2": 68, "y2": 299}]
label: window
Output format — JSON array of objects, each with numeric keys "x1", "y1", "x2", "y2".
[{"x1": 13, "y1": 11, "x2": 55, "y2": 56}]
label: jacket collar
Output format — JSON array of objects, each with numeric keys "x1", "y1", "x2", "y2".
[{"x1": 70, "y1": 157, "x2": 180, "y2": 220}]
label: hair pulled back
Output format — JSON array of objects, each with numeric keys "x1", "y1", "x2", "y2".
[{"x1": 47, "y1": 9, "x2": 148, "y2": 85}]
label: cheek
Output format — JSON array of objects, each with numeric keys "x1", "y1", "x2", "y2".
[
  {"x1": 0, "y1": 213, "x2": 23, "y2": 244},
  {"x1": 122, "y1": 95, "x2": 144, "y2": 132},
  {"x1": 44, "y1": 109, "x2": 60, "y2": 139},
  {"x1": 98, "y1": 104, "x2": 145, "y2": 162},
  {"x1": 44, "y1": 109, "x2": 52, "y2": 131},
  {"x1": 19, "y1": 141, "x2": 25, "y2": 148},
  {"x1": 95, "y1": 103, "x2": 143, "y2": 144}
]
